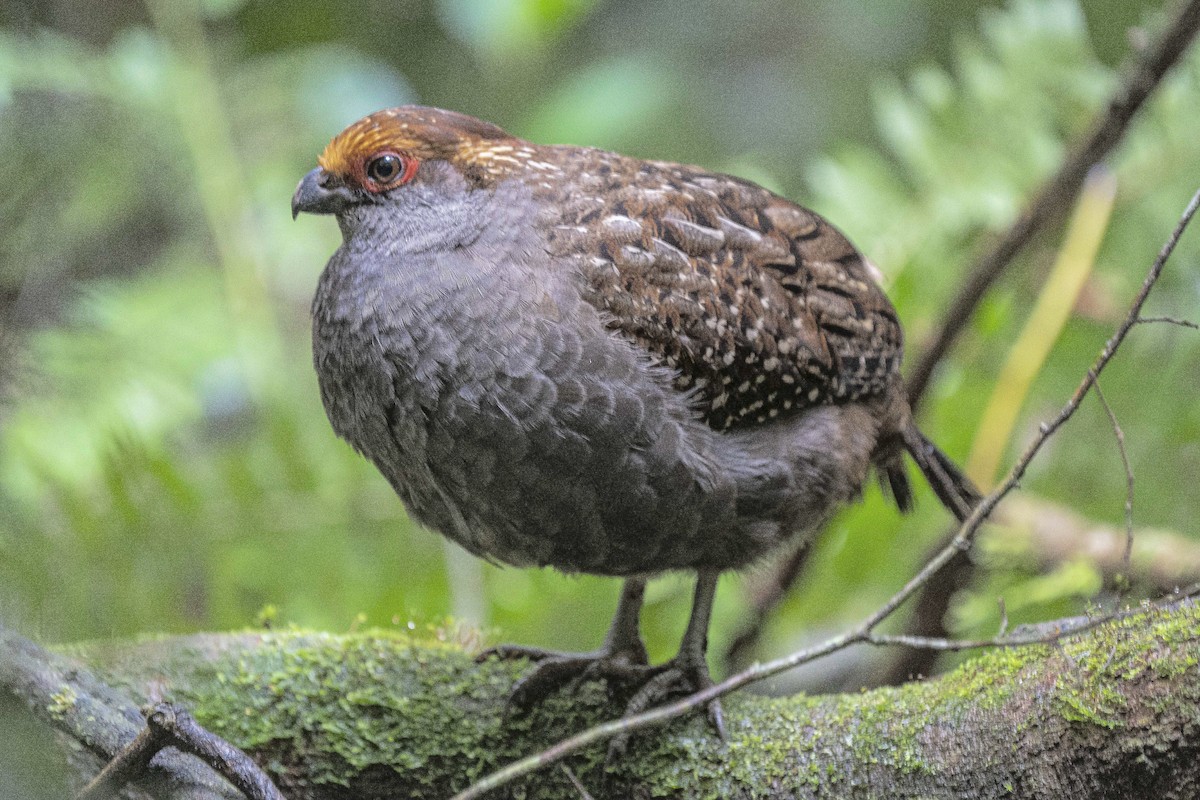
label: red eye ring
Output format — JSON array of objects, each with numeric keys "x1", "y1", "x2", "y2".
[{"x1": 363, "y1": 152, "x2": 417, "y2": 191}]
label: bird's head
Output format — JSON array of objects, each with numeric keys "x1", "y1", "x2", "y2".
[{"x1": 292, "y1": 106, "x2": 536, "y2": 241}]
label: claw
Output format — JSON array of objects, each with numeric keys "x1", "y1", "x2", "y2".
[
  {"x1": 476, "y1": 643, "x2": 578, "y2": 664},
  {"x1": 606, "y1": 656, "x2": 726, "y2": 761},
  {"x1": 708, "y1": 694, "x2": 728, "y2": 741},
  {"x1": 479, "y1": 641, "x2": 656, "y2": 712},
  {"x1": 509, "y1": 653, "x2": 621, "y2": 709}
]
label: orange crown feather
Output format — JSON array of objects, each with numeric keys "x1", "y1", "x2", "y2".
[{"x1": 317, "y1": 106, "x2": 534, "y2": 182}]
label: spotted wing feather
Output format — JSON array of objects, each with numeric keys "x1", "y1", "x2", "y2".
[{"x1": 532, "y1": 147, "x2": 904, "y2": 431}]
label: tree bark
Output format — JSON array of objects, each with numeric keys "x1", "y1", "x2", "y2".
[{"x1": 2, "y1": 600, "x2": 1199, "y2": 799}]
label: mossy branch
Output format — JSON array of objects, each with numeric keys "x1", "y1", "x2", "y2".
[{"x1": 3, "y1": 600, "x2": 1199, "y2": 799}]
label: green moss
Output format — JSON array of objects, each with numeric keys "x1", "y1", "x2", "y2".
[
  {"x1": 631, "y1": 603, "x2": 1200, "y2": 797},
  {"x1": 80, "y1": 627, "x2": 616, "y2": 797},
  {"x1": 67, "y1": 603, "x2": 1200, "y2": 798},
  {"x1": 1049, "y1": 602, "x2": 1200, "y2": 729},
  {"x1": 47, "y1": 686, "x2": 77, "y2": 720},
  {"x1": 1055, "y1": 672, "x2": 1125, "y2": 728},
  {"x1": 178, "y1": 631, "x2": 533, "y2": 790},
  {"x1": 623, "y1": 641, "x2": 1050, "y2": 798},
  {"x1": 1146, "y1": 605, "x2": 1200, "y2": 680}
]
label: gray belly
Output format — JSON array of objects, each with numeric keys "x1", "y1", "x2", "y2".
[
  {"x1": 311, "y1": 249, "x2": 875, "y2": 576},
  {"x1": 312, "y1": 262, "x2": 746, "y2": 575}
]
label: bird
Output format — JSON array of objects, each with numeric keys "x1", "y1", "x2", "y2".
[{"x1": 292, "y1": 105, "x2": 978, "y2": 734}]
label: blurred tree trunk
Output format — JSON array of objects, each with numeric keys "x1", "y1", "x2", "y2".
[{"x1": 2, "y1": 600, "x2": 1199, "y2": 799}]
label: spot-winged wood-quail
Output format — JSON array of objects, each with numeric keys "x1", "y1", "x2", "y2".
[{"x1": 292, "y1": 106, "x2": 979, "y2": 732}]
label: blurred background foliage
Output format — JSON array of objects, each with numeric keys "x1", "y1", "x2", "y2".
[{"x1": 1, "y1": 0, "x2": 1198, "y2": 733}]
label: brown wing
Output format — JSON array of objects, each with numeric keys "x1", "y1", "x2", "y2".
[{"x1": 533, "y1": 146, "x2": 904, "y2": 431}]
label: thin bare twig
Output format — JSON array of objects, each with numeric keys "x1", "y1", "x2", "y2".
[
  {"x1": 721, "y1": 539, "x2": 813, "y2": 672},
  {"x1": 866, "y1": 612, "x2": 1109, "y2": 652},
  {"x1": 0, "y1": 628, "x2": 246, "y2": 800},
  {"x1": 76, "y1": 703, "x2": 286, "y2": 800},
  {"x1": 75, "y1": 711, "x2": 164, "y2": 800},
  {"x1": 879, "y1": 537, "x2": 974, "y2": 685},
  {"x1": 1092, "y1": 380, "x2": 1135, "y2": 572},
  {"x1": 1135, "y1": 315, "x2": 1200, "y2": 329},
  {"x1": 907, "y1": 0, "x2": 1200, "y2": 405},
  {"x1": 449, "y1": 186, "x2": 1200, "y2": 800},
  {"x1": 559, "y1": 764, "x2": 596, "y2": 800}
]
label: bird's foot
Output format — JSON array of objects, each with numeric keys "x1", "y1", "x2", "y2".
[
  {"x1": 478, "y1": 641, "x2": 655, "y2": 709},
  {"x1": 481, "y1": 642, "x2": 727, "y2": 762},
  {"x1": 607, "y1": 653, "x2": 727, "y2": 760}
]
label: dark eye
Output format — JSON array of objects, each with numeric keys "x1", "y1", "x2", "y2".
[{"x1": 366, "y1": 153, "x2": 404, "y2": 186}]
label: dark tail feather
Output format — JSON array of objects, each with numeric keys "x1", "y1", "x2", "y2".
[
  {"x1": 897, "y1": 425, "x2": 981, "y2": 523},
  {"x1": 882, "y1": 460, "x2": 916, "y2": 514}
]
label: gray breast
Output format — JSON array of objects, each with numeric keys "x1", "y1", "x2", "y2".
[{"x1": 311, "y1": 203, "x2": 883, "y2": 576}]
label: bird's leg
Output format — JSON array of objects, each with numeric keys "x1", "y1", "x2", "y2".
[
  {"x1": 482, "y1": 571, "x2": 729, "y2": 749},
  {"x1": 479, "y1": 577, "x2": 653, "y2": 707},
  {"x1": 599, "y1": 574, "x2": 651, "y2": 662},
  {"x1": 609, "y1": 569, "x2": 727, "y2": 757}
]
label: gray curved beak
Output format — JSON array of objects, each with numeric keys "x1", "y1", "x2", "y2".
[{"x1": 291, "y1": 168, "x2": 354, "y2": 219}]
